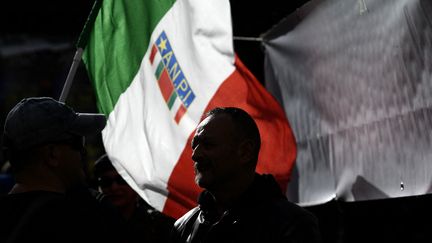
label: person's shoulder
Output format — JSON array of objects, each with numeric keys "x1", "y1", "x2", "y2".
[
  {"x1": 0, "y1": 191, "x2": 66, "y2": 223},
  {"x1": 260, "y1": 199, "x2": 321, "y2": 242},
  {"x1": 277, "y1": 200, "x2": 322, "y2": 242},
  {"x1": 1, "y1": 191, "x2": 67, "y2": 212},
  {"x1": 170, "y1": 207, "x2": 201, "y2": 243},
  {"x1": 0, "y1": 191, "x2": 78, "y2": 243},
  {"x1": 174, "y1": 206, "x2": 200, "y2": 230},
  {"x1": 254, "y1": 174, "x2": 317, "y2": 224},
  {"x1": 272, "y1": 198, "x2": 318, "y2": 223}
]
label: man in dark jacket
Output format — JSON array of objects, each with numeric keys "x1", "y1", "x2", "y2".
[
  {"x1": 0, "y1": 97, "x2": 125, "y2": 243},
  {"x1": 171, "y1": 107, "x2": 321, "y2": 243}
]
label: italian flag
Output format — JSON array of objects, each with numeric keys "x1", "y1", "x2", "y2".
[{"x1": 82, "y1": 0, "x2": 296, "y2": 219}]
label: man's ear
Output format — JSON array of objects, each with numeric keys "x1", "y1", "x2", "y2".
[
  {"x1": 45, "y1": 145, "x2": 61, "y2": 167},
  {"x1": 238, "y1": 139, "x2": 255, "y2": 165}
]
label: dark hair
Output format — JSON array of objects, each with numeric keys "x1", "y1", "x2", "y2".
[
  {"x1": 206, "y1": 107, "x2": 261, "y2": 164},
  {"x1": 93, "y1": 154, "x2": 116, "y2": 177}
]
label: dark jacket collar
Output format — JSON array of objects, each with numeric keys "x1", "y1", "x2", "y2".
[{"x1": 197, "y1": 173, "x2": 285, "y2": 223}]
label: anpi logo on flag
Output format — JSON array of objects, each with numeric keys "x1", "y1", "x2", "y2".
[{"x1": 149, "y1": 31, "x2": 196, "y2": 124}]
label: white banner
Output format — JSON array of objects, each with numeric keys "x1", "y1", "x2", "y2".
[{"x1": 264, "y1": 0, "x2": 432, "y2": 205}]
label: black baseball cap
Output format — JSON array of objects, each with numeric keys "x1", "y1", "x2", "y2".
[{"x1": 3, "y1": 97, "x2": 106, "y2": 151}]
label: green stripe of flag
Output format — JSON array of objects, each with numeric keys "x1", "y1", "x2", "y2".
[
  {"x1": 167, "y1": 91, "x2": 177, "y2": 109},
  {"x1": 82, "y1": 0, "x2": 176, "y2": 115},
  {"x1": 155, "y1": 62, "x2": 165, "y2": 79}
]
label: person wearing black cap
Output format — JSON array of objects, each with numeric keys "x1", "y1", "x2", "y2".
[{"x1": 0, "y1": 97, "x2": 125, "y2": 243}]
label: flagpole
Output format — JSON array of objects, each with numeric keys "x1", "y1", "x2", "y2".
[
  {"x1": 59, "y1": 48, "x2": 83, "y2": 102},
  {"x1": 58, "y1": 0, "x2": 103, "y2": 102},
  {"x1": 233, "y1": 36, "x2": 263, "y2": 42}
]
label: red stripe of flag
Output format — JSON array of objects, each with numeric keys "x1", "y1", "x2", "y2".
[
  {"x1": 174, "y1": 104, "x2": 187, "y2": 124},
  {"x1": 150, "y1": 44, "x2": 158, "y2": 64},
  {"x1": 158, "y1": 69, "x2": 175, "y2": 102}
]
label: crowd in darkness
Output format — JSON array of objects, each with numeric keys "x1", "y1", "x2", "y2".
[{"x1": 0, "y1": 95, "x2": 320, "y2": 243}]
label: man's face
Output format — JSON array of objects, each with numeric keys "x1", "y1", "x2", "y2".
[
  {"x1": 55, "y1": 136, "x2": 87, "y2": 189},
  {"x1": 191, "y1": 114, "x2": 242, "y2": 191},
  {"x1": 97, "y1": 170, "x2": 138, "y2": 208}
]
